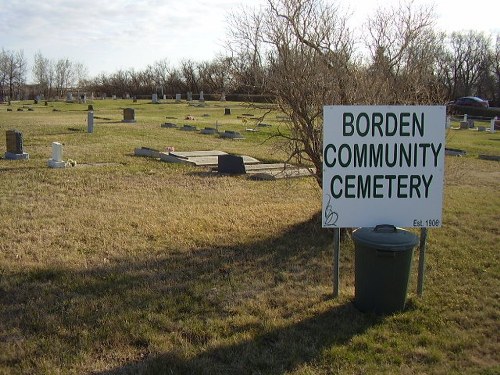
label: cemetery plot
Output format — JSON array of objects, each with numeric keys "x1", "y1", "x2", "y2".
[{"x1": 159, "y1": 150, "x2": 259, "y2": 167}]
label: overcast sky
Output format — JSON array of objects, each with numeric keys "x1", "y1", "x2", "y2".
[{"x1": 1, "y1": 0, "x2": 498, "y2": 79}]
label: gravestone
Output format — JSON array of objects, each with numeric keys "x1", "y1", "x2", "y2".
[
  {"x1": 176, "y1": 94, "x2": 181, "y2": 102},
  {"x1": 199, "y1": 91, "x2": 204, "y2": 102},
  {"x1": 66, "y1": 92, "x2": 73, "y2": 102},
  {"x1": 491, "y1": 117, "x2": 497, "y2": 134},
  {"x1": 200, "y1": 127, "x2": 218, "y2": 135},
  {"x1": 112, "y1": 95, "x2": 117, "y2": 100},
  {"x1": 218, "y1": 154, "x2": 246, "y2": 174},
  {"x1": 163, "y1": 95, "x2": 167, "y2": 100},
  {"x1": 224, "y1": 108, "x2": 231, "y2": 115},
  {"x1": 48, "y1": 142, "x2": 66, "y2": 168},
  {"x1": 87, "y1": 111, "x2": 94, "y2": 133},
  {"x1": 180, "y1": 124, "x2": 197, "y2": 131},
  {"x1": 220, "y1": 130, "x2": 244, "y2": 139},
  {"x1": 187, "y1": 92, "x2": 192, "y2": 102},
  {"x1": 125, "y1": 93, "x2": 130, "y2": 99},
  {"x1": 161, "y1": 122, "x2": 177, "y2": 128},
  {"x1": 152, "y1": 94, "x2": 158, "y2": 104},
  {"x1": 4, "y1": 130, "x2": 29, "y2": 160},
  {"x1": 122, "y1": 108, "x2": 136, "y2": 123}
]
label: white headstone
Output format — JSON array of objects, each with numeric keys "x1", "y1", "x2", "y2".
[
  {"x1": 176, "y1": 94, "x2": 181, "y2": 102},
  {"x1": 66, "y1": 92, "x2": 73, "y2": 102},
  {"x1": 199, "y1": 91, "x2": 204, "y2": 101},
  {"x1": 152, "y1": 93, "x2": 158, "y2": 103},
  {"x1": 492, "y1": 117, "x2": 497, "y2": 134},
  {"x1": 163, "y1": 94, "x2": 167, "y2": 100},
  {"x1": 48, "y1": 142, "x2": 67, "y2": 168},
  {"x1": 52, "y1": 142, "x2": 63, "y2": 162}
]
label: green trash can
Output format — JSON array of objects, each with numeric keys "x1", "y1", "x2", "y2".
[{"x1": 353, "y1": 225, "x2": 419, "y2": 314}]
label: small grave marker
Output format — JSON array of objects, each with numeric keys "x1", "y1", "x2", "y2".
[
  {"x1": 87, "y1": 111, "x2": 94, "y2": 133},
  {"x1": 176, "y1": 93, "x2": 181, "y2": 102},
  {"x1": 218, "y1": 155, "x2": 246, "y2": 174},
  {"x1": 161, "y1": 122, "x2": 177, "y2": 128},
  {"x1": 199, "y1": 91, "x2": 204, "y2": 102},
  {"x1": 180, "y1": 124, "x2": 197, "y2": 131},
  {"x1": 48, "y1": 142, "x2": 67, "y2": 168},
  {"x1": 152, "y1": 94, "x2": 158, "y2": 104},
  {"x1": 201, "y1": 127, "x2": 218, "y2": 135},
  {"x1": 220, "y1": 130, "x2": 244, "y2": 139},
  {"x1": 5, "y1": 130, "x2": 29, "y2": 160},
  {"x1": 122, "y1": 108, "x2": 136, "y2": 123}
]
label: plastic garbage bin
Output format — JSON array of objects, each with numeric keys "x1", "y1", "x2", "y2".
[{"x1": 353, "y1": 225, "x2": 419, "y2": 314}]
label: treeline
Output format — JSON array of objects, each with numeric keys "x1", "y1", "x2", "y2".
[{"x1": 1, "y1": 7, "x2": 499, "y2": 106}]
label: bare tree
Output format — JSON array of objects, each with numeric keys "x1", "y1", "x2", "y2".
[
  {"x1": 180, "y1": 59, "x2": 200, "y2": 93},
  {"x1": 445, "y1": 31, "x2": 492, "y2": 98},
  {"x1": 228, "y1": 0, "x2": 356, "y2": 185},
  {"x1": 493, "y1": 35, "x2": 500, "y2": 104},
  {"x1": 0, "y1": 49, "x2": 27, "y2": 99},
  {"x1": 197, "y1": 56, "x2": 233, "y2": 96},
  {"x1": 364, "y1": 1, "x2": 444, "y2": 104}
]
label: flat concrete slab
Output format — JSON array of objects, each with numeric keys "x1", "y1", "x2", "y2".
[{"x1": 160, "y1": 150, "x2": 260, "y2": 167}]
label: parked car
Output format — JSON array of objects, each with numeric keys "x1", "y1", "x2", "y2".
[{"x1": 450, "y1": 96, "x2": 489, "y2": 108}]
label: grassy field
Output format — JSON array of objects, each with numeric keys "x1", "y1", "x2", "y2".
[{"x1": 0, "y1": 99, "x2": 498, "y2": 374}]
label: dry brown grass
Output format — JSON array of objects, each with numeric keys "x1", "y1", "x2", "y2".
[{"x1": 0, "y1": 100, "x2": 499, "y2": 374}]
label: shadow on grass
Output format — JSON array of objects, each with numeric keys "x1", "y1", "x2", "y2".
[
  {"x1": 0, "y1": 212, "x2": 374, "y2": 374},
  {"x1": 97, "y1": 302, "x2": 380, "y2": 375}
]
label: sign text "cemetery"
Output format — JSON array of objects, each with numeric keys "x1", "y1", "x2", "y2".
[{"x1": 322, "y1": 106, "x2": 445, "y2": 228}]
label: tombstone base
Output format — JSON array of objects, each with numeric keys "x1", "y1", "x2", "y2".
[
  {"x1": 5, "y1": 152, "x2": 29, "y2": 160},
  {"x1": 48, "y1": 159, "x2": 67, "y2": 168}
]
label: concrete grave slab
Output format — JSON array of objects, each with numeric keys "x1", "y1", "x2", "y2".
[{"x1": 134, "y1": 147, "x2": 161, "y2": 158}]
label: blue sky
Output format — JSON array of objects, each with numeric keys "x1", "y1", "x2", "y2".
[{"x1": 1, "y1": 0, "x2": 498, "y2": 79}]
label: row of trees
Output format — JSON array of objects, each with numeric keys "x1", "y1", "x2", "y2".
[{"x1": 1, "y1": 4, "x2": 498, "y2": 106}]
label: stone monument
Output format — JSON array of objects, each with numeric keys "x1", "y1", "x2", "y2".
[
  {"x1": 122, "y1": 108, "x2": 136, "y2": 123},
  {"x1": 48, "y1": 142, "x2": 67, "y2": 168},
  {"x1": 4, "y1": 130, "x2": 29, "y2": 160},
  {"x1": 88, "y1": 111, "x2": 94, "y2": 133}
]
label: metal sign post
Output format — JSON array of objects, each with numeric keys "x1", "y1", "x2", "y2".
[
  {"x1": 417, "y1": 227, "x2": 428, "y2": 296},
  {"x1": 333, "y1": 228, "x2": 340, "y2": 297}
]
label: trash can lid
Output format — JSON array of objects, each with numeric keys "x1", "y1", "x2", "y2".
[{"x1": 352, "y1": 225, "x2": 419, "y2": 251}]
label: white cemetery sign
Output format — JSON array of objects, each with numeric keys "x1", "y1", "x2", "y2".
[{"x1": 322, "y1": 105, "x2": 445, "y2": 228}]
